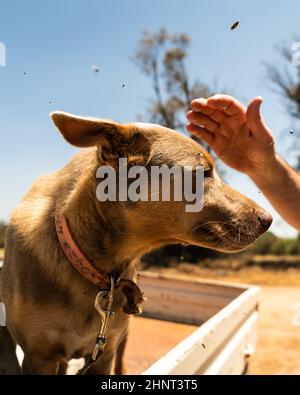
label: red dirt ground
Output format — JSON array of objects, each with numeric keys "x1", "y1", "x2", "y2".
[{"x1": 125, "y1": 316, "x2": 197, "y2": 374}]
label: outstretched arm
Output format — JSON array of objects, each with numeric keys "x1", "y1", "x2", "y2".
[
  {"x1": 187, "y1": 95, "x2": 300, "y2": 231},
  {"x1": 248, "y1": 153, "x2": 300, "y2": 232}
]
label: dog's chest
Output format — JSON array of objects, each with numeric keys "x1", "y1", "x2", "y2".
[{"x1": 45, "y1": 308, "x2": 130, "y2": 360}]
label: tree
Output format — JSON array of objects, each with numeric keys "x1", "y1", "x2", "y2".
[
  {"x1": 267, "y1": 42, "x2": 300, "y2": 119},
  {"x1": 133, "y1": 29, "x2": 225, "y2": 264},
  {"x1": 133, "y1": 29, "x2": 212, "y2": 146},
  {"x1": 267, "y1": 40, "x2": 300, "y2": 169},
  {"x1": 267, "y1": 40, "x2": 300, "y2": 239}
]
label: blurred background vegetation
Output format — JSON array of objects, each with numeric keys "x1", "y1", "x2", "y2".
[{"x1": 141, "y1": 231, "x2": 300, "y2": 269}]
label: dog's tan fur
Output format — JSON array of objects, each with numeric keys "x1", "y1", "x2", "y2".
[{"x1": 0, "y1": 112, "x2": 272, "y2": 374}]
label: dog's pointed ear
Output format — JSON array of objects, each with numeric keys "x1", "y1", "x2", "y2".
[{"x1": 50, "y1": 111, "x2": 129, "y2": 148}]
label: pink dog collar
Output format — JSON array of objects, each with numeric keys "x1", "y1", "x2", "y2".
[{"x1": 55, "y1": 214, "x2": 111, "y2": 287}]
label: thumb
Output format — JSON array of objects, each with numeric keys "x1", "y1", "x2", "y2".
[{"x1": 246, "y1": 97, "x2": 274, "y2": 143}]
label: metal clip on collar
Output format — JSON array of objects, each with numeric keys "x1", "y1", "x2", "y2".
[{"x1": 91, "y1": 277, "x2": 115, "y2": 362}]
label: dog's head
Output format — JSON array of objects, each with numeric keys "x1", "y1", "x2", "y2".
[{"x1": 51, "y1": 112, "x2": 272, "y2": 254}]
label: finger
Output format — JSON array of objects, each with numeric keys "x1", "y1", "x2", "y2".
[
  {"x1": 207, "y1": 94, "x2": 246, "y2": 116},
  {"x1": 246, "y1": 97, "x2": 274, "y2": 144},
  {"x1": 186, "y1": 123, "x2": 215, "y2": 146},
  {"x1": 191, "y1": 98, "x2": 228, "y2": 123},
  {"x1": 187, "y1": 111, "x2": 219, "y2": 132},
  {"x1": 191, "y1": 98, "x2": 215, "y2": 115}
]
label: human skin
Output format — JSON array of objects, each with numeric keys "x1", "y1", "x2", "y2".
[{"x1": 186, "y1": 94, "x2": 300, "y2": 231}]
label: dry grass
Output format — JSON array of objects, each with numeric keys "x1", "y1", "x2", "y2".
[
  {"x1": 147, "y1": 262, "x2": 300, "y2": 286},
  {"x1": 0, "y1": 249, "x2": 4, "y2": 260},
  {"x1": 248, "y1": 286, "x2": 300, "y2": 374}
]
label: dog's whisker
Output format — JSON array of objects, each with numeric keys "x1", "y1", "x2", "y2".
[{"x1": 197, "y1": 220, "x2": 233, "y2": 227}]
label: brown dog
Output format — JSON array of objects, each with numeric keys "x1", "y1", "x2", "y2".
[{"x1": 0, "y1": 112, "x2": 272, "y2": 374}]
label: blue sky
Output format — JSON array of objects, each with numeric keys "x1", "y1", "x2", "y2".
[{"x1": 0, "y1": 0, "x2": 299, "y2": 237}]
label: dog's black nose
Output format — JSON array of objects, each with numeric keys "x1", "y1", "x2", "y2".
[{"x1": 258, "y1": 212, "x2": 273, "y2": 232}]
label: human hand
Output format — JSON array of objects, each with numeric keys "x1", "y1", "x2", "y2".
[{"x1": 186, "y1": 95, "x2": 276, "y2": 177}]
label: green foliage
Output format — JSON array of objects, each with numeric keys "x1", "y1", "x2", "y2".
[
  {"x1": 142, "y1": 232, "x2": 300, "y2": 268},
  {"x1": 141, "y1": 244, "x2": 219, "y2": 268},
  {"x1": 238, "y1": 232, "x2": 300, "y2": 256},
  {"x1": 244, "y1": 232, "x2": 278, "y2": 255},
  {"x1": 271, "y1": 237, "x2": 300, "y2": 255}
]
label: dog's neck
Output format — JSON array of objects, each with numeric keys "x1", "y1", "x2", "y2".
[{"x1": 60, "y1": 158, "x2": 148, "y2": 274}]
